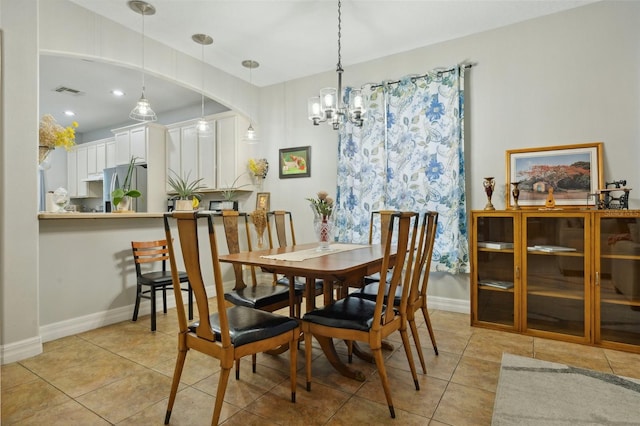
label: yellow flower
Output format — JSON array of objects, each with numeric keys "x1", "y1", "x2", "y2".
[
  {"x1": 248, "y1": 158, "x2": 269, "y2": 178},
  {"x1": 39, "y1": 115, "x2": 78, "y2": 151}
]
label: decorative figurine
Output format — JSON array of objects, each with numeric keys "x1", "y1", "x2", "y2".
[
  {"x1": 483, "y1": 177, "x2": 495, "y2": 210},
  {"x1": 545, "y1": 187, "x2": 556, "y2": 208},
  {"x1": 511, "y1": 181, "x2": 521, "y2": 210}
]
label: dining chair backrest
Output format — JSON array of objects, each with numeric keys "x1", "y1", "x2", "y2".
[
  {"x1": 217, "y1": 210, "x2": 254, "y2": 290},
  {"x1": 164, "y1": 212, "x2": 224, "y2": 344},
  {"x1": 268, "y1": 210, "x2": 296, "y2": 248},
  {"x1": 369, "y1": 210, "x2": 397, "y2": 246},
  {"x1": 409, "y1": 211, "x2": 439, "y2": 305},
  {"x1": 374, "y1": 211, "x2": 419, "y2": 329},
  {"x1": 131, "y1": 239, "x2": 169, "y2": 274}
]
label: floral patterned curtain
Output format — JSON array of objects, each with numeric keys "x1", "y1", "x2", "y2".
[{"x1": 336, "y1": 66, "x2": 469, "y2": 274}]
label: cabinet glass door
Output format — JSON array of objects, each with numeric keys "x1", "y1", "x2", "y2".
[
  {"x1": 524, "y1": 214, "x2": 589, "y2": 339},
  {"x1": 597, "y1": 214, "x2": 640, "y2": 347},
  {"x1": 475, "y1": 214, "x2": 516, "y2": 328}
]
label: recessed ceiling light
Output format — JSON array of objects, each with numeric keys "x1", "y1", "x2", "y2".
[
  {"x1": 111, "y1": 89, "x2": 125, "y2": 97},
  {"x1": 64, "y1": 110, "x2": 75, "y2": 116}
]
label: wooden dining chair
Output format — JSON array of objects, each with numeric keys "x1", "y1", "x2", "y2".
[
  {"x1": 267, "y1": 210, "x2": 325, "y2": 305},
  {"x1": 220, "y1": 210, "x2": 302, "y2": 378},
  {"x1": 131, "y1": 239, "x2": 193, "y2": 332},
  {"x1": 163, "y1": 212, "x2": 300, "y2": 426},
  {"x1": 301, "y1": 211, "x2": 420, "y2": 419},
  {"x1": 352, "y1": 211, "x2": 440, "y2": 374}
]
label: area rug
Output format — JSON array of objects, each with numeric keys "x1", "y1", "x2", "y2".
[{"x1": 492, "y1": 353, "x2": 640, "y2": 425}]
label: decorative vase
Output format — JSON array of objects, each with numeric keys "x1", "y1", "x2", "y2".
[
  {"x1": 511, "y1": 181, "x2": 521, "y2": 210},
  {"x1": 114, "y1": 196, "x2": 132, "y2": 212},
  {"x1": 483, "y1": 177, "x2": 496, "y2": 210},
  {"x1": 174, "y1": 199, "x2": 193, "y2": 211},
  {"x1": 311, "y1": 205, "x2": 336, "y2": 251},
  {"x1": 39, "y1": 145, "x2": 53, "y2": 164}
]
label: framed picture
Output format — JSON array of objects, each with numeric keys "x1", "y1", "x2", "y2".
[
  {"x1": 256, "y1": 192, "x2": 270, "y2": 211},
  {"x1": 506, "y1": 142, "x2": 604, "y2": 208},
  {"x1": 279, "y1": 146, "x2": 311, "y2": 178}
]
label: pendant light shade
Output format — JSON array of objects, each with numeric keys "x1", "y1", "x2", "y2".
[
  {"x1": 242, "y1": 59, "x2": 260, "y2": 143},
  {"x1": 129, "y1": 1, "x2": 157, "y2": 122},
  {"x1": 192, "y1": 33, "x2": 214, "y2": 136}
]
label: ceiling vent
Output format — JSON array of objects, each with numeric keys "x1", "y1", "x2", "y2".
[{"x1": 54, "y1": 86, "x2": 84, "y2": 96}]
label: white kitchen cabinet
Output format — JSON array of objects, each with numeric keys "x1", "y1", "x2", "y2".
[
  {"x1": 106, "y1": 140, "x2": 116, "y2": 168},
  {"x1": 95, "y1": 142, "x2": 106, "y2": 173},
  {"x1": 216, "y1": 113, "x2": 251, "y2": 189},
  {"x1": 87, "y1": 144, "x2": 97, "y2": 176},
  {"x1": 67, "y1": 149, "x2": 78, "y2": 197},
  {"x1": 165, "y1": 119, "x2": 216, "y2": 191},
  {"x1": 76, "y1": 145, "x2": 89, "y2": 197},
  {"x1": 112, "y1": 123, "x2": 165, "y2": 166}
]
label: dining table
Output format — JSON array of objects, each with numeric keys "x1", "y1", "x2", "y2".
[{"x1": 218, "y1": 242, "x2": 396, "y2": 381}]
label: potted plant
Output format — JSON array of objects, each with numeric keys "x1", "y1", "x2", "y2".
[
  {"x1": 220, "y1": 172, "x2": 250, "y2": 210},
  {"x1": 111, "y1": 156, "x2": 142, "y2": 212},
  {"x1": 167, "y1": 169, "x2": 205, "y2": 211}
]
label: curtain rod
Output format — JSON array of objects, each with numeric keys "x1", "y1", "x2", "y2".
[{"x1": 368, "y1": 64, "x2": 473, "y2": 90}]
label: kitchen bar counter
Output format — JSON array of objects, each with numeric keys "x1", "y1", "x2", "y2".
[{"x1": 38, "y1": 212, "x2": 164, "y2": 219}]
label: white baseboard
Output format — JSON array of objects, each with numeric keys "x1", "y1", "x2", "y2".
[
  {"x1": 427, "y1": 295, "x2": 470, "y2": 314},
  {"x1": 1, "y1": 336, "x2": 43, "y2": 365}
]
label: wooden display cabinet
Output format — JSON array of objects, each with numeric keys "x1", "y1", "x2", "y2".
[{"x1": 471, "y1": 209, "x2": 640, "y2": 353}]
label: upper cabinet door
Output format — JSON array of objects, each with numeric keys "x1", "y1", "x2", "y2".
[
  {"x1": 114, "y1": 131, "x2": 130, "y2": 165},
  {"x1": 130, "y1": 127, "x2": 147, "y2": 163}
]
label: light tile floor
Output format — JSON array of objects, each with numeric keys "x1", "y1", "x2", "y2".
[{"x1": 3, "y1": 304, "x2": 640, "y2": 425}]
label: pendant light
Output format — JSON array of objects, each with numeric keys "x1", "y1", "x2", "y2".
[
  {"x1": 307, "y1": 0, "x2": 363, "y2": 129},
  {"x1": 129, "y1": 1, "x2": 157, "y2": 122},
  {"x1": 242, "y1": 59, "x2": 259, "y2": 143},
  {"x1": 192, "y1": 33, "x2": 214, "y2": 136}
]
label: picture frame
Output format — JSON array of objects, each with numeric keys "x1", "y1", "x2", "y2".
[
  {"x1": 279, "y1": 146, "x2": 311, "y2": 178},
  {"x1": 256, "y1": 192, "x2": 270, "y2": 211},
  {"x1": 506, "y1": 142, "x2": 604, "y2": 209}
]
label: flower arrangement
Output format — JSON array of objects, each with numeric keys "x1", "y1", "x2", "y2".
[
  {"x1": 307, "y1": 191, "x2": 334, "y2": 218},
  {"x1": 248, "y1": 158, "x2": 269, "y2": 178},
  {"x1": 39, "y1": 114, "x2": 78, "y2": 150}
]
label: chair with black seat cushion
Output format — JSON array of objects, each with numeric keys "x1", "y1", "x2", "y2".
[
  {"x1": 267, "y1": 210, "x2": 325, "y2": 306},
  {"x1": 221, "y1": 211, "x2": 302, "y2": 316},
  {"x1": 163, "y1": 212, "x2": 299, "y2": 426},
  {"x1": 131, "y1": 239, "x2": 193, "y2": 332},
  {"x1": 351, "y1": 211, "x2": 439, "y2": 373},
  {"x1": 220, "y1": 210, "x2": 302, "y2": 378},
  {"x1": 301, "y1": 211, "x2": 420, "y2": 419}
]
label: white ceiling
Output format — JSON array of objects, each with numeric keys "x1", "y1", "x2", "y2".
[{"x1": 43, "y1": 0, "x2": 598, "y2": 134}]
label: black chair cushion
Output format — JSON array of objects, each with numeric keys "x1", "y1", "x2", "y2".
[
  {"x1": 276, "y1": 276, "x2": 323, "y2": 292},
  {"x1": 224, "y1": 285, "x2": 301, "y2": 309},
  {"x1": 139, "y1": 270, "x2": 188, "y2": 286},
  {"x1": 188, "y1": 306, "x2": 298, "y2": 347},
  {"x1": 363, "y1": 272, "x2": 381, "y2": 285},
  {"x1": 302, "y1": 296, "x2": 396, "y2": 331},
  {"x1": 351, "y1": 282, "x2": 402, "y2": 306}
]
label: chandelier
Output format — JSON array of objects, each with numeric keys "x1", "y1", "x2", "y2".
[
  {"x1": 128, "y1": 1, "x2": 157, "y2": 122},
  {"x1": 307, "y1": 0, "x2": 364, "y2": 130}
]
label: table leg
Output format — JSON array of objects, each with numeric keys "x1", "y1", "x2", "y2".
[
  {"x1": 323, "y1": 280, "x2": 333, "y2": 306},
  {"x1": 314, "y1": 335, "x2": 366, "y2": 381},
  {"x1": 305, "y1": 277, "x2": 316, "y2": 312}
]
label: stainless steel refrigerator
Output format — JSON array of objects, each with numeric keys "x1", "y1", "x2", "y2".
[{"x1": 103, "y1": 164, "x2": 147, "y2": 212}]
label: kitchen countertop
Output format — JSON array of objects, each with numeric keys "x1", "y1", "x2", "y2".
[{"x1": 38, "y1": 212, "x2": 164, "y2": 219}]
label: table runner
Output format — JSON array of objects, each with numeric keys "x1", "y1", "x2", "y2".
[{"x1": 260, "y1": 243, "x2": 370, "y2": 262}]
